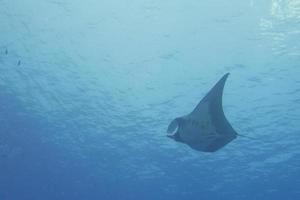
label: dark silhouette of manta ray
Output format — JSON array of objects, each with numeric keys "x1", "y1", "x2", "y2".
[{"x1": 167, "y1": 73, "x2": 238, "y2": 152}]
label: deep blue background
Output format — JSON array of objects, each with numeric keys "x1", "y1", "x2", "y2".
[{"x1": 1, "y1": 0, "x2": 300, "y2": 199}]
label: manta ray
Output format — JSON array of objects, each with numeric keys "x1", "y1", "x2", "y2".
[{"x1": 167, "y1": 73, "x2": 238, "y2": 152}]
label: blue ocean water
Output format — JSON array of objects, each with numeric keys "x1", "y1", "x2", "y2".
[{"x1": 1, "y1": 0, "x2": 300, "y2": 199}]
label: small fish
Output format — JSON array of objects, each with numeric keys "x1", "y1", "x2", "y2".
[
  {"x1": 5, "y1": 48, "x2": 8, "y2": 55},
  {"x1": 17, "y1": 60, "x2": 21, "y2": 66}
]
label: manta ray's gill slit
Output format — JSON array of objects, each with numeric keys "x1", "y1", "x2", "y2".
[{"x1": 188, "y1": 118, "x2": 211, "y2": 129}]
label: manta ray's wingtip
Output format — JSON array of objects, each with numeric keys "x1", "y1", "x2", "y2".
[
  {"x1": 212, "y1": 72, "x2": 230, "y2": 91},
  {"x1": 216, "y1": 72, "x2": 230, "y2": 87},
  {"x1": 223, "y1": 72, "x2": 230, "y2": 79}
]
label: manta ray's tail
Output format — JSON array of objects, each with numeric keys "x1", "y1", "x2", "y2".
[{"x1": 237, "y1": 134, "x2": 256, "y2": 140}]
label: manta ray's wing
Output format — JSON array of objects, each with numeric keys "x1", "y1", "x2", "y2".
[
  {"x1": 191, "y1": 73, "x2": 229, "y2": 117},
  {"x1": 188, "y1": 73, "x2": 237, "y2": 152}
]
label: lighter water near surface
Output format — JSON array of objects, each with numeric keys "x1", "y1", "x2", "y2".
[{"x1": 0, "y1": 0, "x2": 300, "y2": 199}]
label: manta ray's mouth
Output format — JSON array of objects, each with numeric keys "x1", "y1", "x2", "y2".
[
  {"x1": 167, "y1": 118, "x2": 179, "y2": 134},
  {"x1": 166, "y1": 132, "x2": 182, "y2": 142}
]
